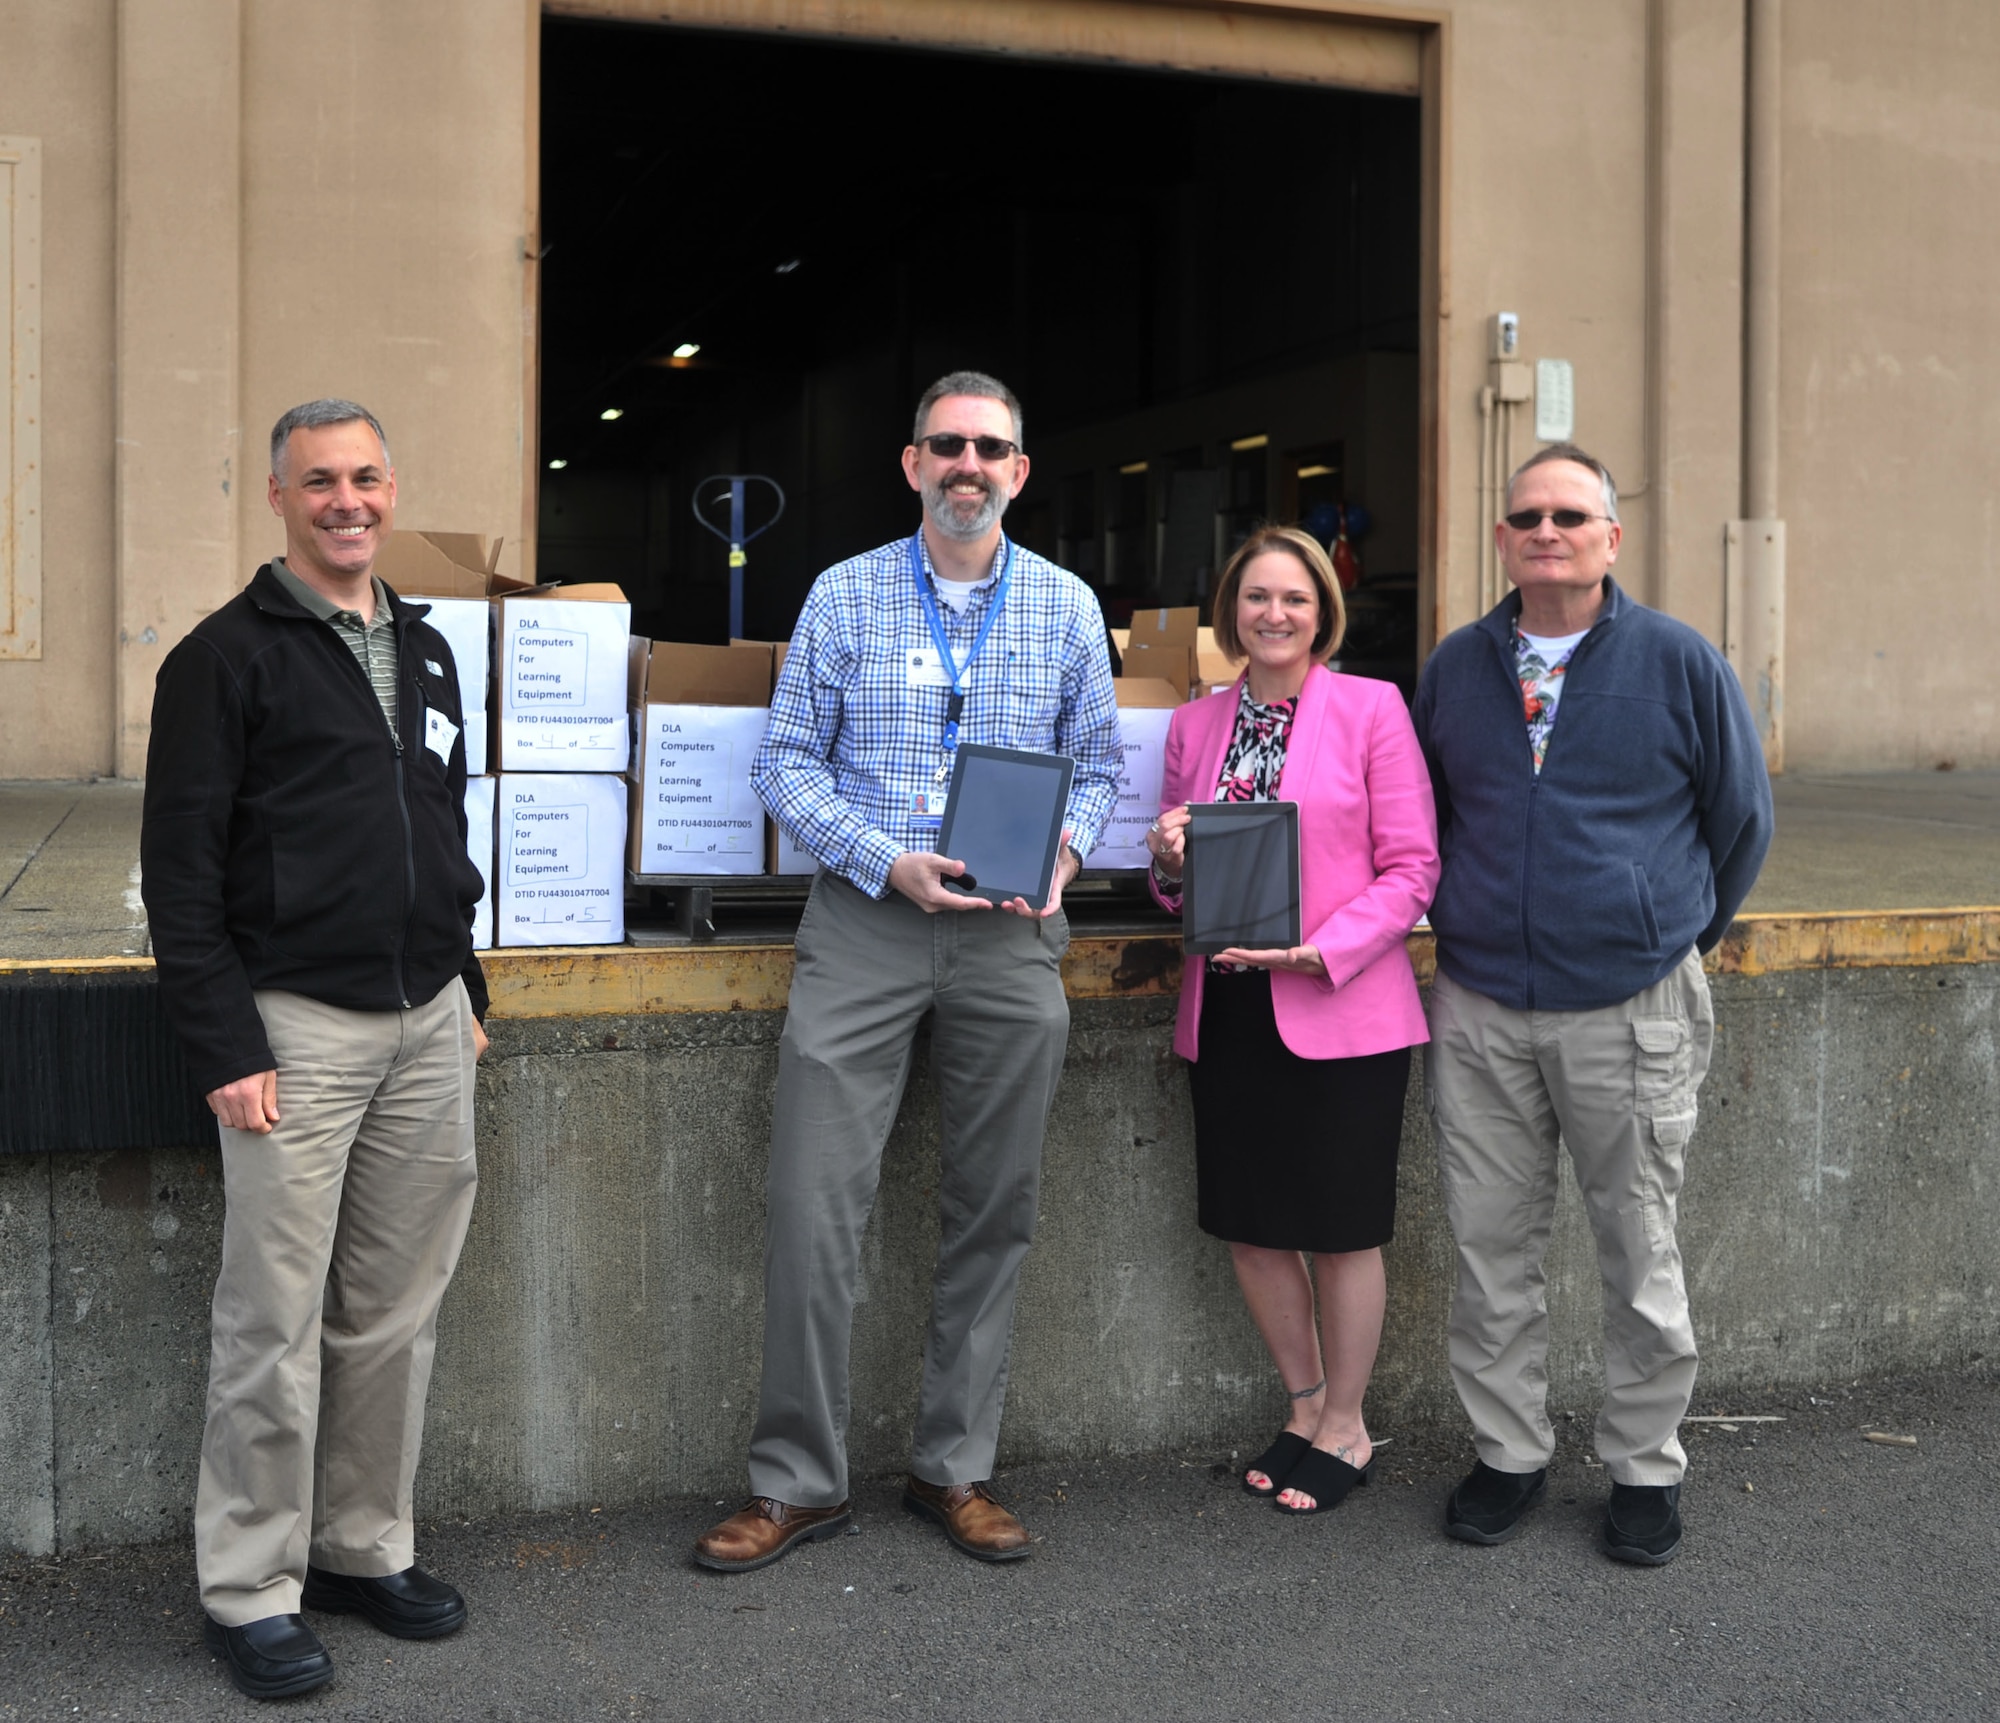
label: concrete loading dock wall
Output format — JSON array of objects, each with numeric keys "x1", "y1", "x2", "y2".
[{"x1": 3, "y1": 921, "x2": 1995, "y2": 1557}]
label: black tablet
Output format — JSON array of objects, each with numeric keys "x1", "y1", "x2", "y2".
[
  {"x1": 935, "y1": 743, "x2": 1076, "y2": 911},
  {"x1": 1183, "y1": 801, "x2": 1302, "y2": 954}
]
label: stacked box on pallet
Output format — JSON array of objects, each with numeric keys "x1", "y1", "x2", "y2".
[
  {"x1": 376, "y1": 531, "x2": 509, "y2": 944},
  {"x1": 493, "y1": 582, "x2": 632, "y2": 945},
  {"x1": 1088, "y1": 676, "x2": 1182, "y2": 871},
  {"x1": 625, "y1": 639, "x2": 770, "y2": 877},
  {"x1": 733, "y1": 639, "x2": 816, "y2": 877}
]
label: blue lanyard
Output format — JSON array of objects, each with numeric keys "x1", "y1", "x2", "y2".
[{"x1": 908, "y1": 531, "x2": 1012, "y2": 768}]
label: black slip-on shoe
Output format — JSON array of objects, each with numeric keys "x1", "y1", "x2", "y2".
[
  {"x1": 202, "y1": 1613, "x2": 334, "y2": 1700},
  {"x1": 1444, "y1": 1461, "x2": 1549, "y2": 1545},
  {"x1": 301, "y1": 1564, "x2": 467, "y2": 1639},
  {"x1": 1602, "y1": 1481, "x2": 1683, "y2": 1565}
]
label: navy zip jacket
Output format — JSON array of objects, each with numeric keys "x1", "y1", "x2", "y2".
[
  {"x1": 1411, "y1": 578, "x2": 1773, "y2": 1013},
  {"x1": 141, "y1": 565, "x2": 488, "y2": 1096}
]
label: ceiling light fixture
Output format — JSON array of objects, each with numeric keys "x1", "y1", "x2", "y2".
[
  {"x1": 1296, "y1": 464, "x2": 1335, "y2": 479},
  {"x1": 547, "y1": 458, "x2": 568, "y2": 470},
  {"x1": 775, "y1": 258, "x2": 801, "y2": 274},
  {"x1": 1230, "y1": 433, "x2": 1269, "y2": 451},
  {"x1": 1119, "y1": 461, "x2": 1149, "y2": 475},
  {"x1": 600, "y1": 407, "x2": 624, "y2": 421},
  {"x1": 672, "y1": 342, "x2": 701, "y2": 359}
]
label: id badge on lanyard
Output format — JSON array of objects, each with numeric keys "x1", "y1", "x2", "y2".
[{"x1": 908, "y1": 532, "x2": 1010, "y2": 838}]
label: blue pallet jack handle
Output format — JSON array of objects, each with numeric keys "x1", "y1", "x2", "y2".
[{"x1": 692, "y1": 475, "x2": 786, "y2": 640}]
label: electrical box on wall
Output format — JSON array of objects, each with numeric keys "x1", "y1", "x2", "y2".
[{"x1": 1490, "y1": 312, "x2": 1520, "y2": 361}]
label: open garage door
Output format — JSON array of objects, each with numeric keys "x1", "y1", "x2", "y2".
[{"x1": 537, "y1": 11, "x2": 1429, "y2": 692}]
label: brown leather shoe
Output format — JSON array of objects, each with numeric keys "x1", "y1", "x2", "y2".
[
  {"x1": 901, "y1": 1476, "x2": 1032, "y2": 1562},
  {"x1": 692, "y1": 1497, "x2": 852, "y2": 1573}
]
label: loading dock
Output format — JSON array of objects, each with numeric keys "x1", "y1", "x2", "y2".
[{"x1": 534, "y1": 10, "x2": 1439, "y2": 688}]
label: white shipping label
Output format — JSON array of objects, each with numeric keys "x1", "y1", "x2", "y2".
[
  {"x1": 502, "y1": 599, "x2": 633, "y2": 719},
  {"x1": 771, "y1": 818, "x2": 817, "y2": 876},
  {"x1": 511, "y1": 622, "x2": 588, "y2": 707},
  {"x1": 424, "y1": 708, "x2": 460, "y2": 767},
  {"x1": 498, "y1": 711, "x2": 631, "y2": 774},
  {"x1": 497, "y1": 773, "x2": 626, "y2": 946},
  {"x1": 1088, "y1": 706, "x2": 1176, "y2": 870},
  {"x1": 633, "y1": 705, "x2": 769, "y2": 875},
  {"x1": 463, "y1": 776, "x2": 495, "y2": 950},
  {"x1": 418, "y1": 598, "x2": 493, "y2": 710}
]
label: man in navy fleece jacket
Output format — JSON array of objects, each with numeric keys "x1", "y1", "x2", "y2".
[{"x1": 1411, "y1": 443, "x2": 1772, "y2": 1567}]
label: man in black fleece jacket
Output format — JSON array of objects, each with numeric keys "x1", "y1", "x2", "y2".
[
  {"x1": 1412, "y1": 443, "x2": 1772, "y2": 1568},
  {"x1": 142, "y1": 400, "x2": 487, "y2": 1700}
]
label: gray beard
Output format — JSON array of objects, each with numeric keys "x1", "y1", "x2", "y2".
[{"x1": 922, "y1": 473, "x2": 1009, "y2": 542}]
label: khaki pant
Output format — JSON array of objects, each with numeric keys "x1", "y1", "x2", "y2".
[
  {"x1": 1426, "y1": 950, "x2": 1713, "y2": 1485},
  {"x1": 748, "y1": 873, "x2": 1071, "y2": 1506},
  {"x1": 195, "y1": 981, "x2": 479, "y2": 1625}
]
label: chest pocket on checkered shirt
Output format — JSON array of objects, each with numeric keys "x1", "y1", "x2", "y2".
[{"x1": 999, "y1": 648, "x2": 1062, "y2": 733}]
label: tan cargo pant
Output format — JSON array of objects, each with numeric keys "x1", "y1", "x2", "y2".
[
  {"x1": 195, "y1": 981, "x2": 479, "y2": 1625},
  {"x1": 1426, "y1": 950, "x2": 1714, "y2": 1485}
]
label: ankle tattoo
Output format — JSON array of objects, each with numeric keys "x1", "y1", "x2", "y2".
[{"x1": 1289, "y1": 1377, "x2": 1326, "y2": 1402}]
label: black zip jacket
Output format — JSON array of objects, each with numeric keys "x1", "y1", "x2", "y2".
[{"x1": 141, "y1": 564, "x2": 489, "y2": 1096}]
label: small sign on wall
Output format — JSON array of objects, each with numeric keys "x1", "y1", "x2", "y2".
[{"x1": 1535, "y1": 358, "x2": 1575, "y2": 442}]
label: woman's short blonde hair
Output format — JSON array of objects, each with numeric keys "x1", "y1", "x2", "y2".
[{"x1": 1209, "y1": 525, "x2": 1347, "y2": 664}]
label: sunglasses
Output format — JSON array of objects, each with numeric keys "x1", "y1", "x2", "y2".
[
  {"x1": 1503, "y1": 509, "x2": 1610, "y2": 531},
  {"x1": 918, "y1": 433, "x2": 1020, "y2": 462}
]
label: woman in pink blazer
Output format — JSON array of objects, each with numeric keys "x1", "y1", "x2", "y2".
[{"x1": 1146, "y1": 525, "x2": 1438, "y2": 1516}]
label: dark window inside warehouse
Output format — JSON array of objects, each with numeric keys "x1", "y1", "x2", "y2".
[{"x1": 539, "y1": 20, "x2": 1422, "y2": 685}]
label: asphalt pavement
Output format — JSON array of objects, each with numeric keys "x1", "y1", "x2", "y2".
[{"x1": 3, "y1": 1368, "x2": 1995, "y2": 1722}]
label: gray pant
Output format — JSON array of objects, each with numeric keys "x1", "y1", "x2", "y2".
[
  {"x1": 747, "y1": 873, "x2": 1071, "y2": 1506},
  {"x1": 1426, "y1": 950, "x2": 1714, "y2": 1485},
  {"x1": 197, "y1": 981, "x2": 479, "y2": 1625}
]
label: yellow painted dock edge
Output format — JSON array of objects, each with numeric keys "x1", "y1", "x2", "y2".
[{"x1": 4, "y1": 908, "x2": 1996, "y2": 1019}]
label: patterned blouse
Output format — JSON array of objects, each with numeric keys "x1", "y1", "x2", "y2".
[{"x1": 1208, "y1": 681, "x2": 1299, "y2": 969}]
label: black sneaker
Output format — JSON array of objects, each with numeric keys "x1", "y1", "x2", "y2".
[
  {"x1": 1602, "y1": 1481, "x2": 1683, "y2": 1565},
  {"x1": 1444, "y1": 1461, "x2": 1548, "y2": 1545}
]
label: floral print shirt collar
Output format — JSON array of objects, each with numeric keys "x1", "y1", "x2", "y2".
[{"x1": 1512, "y1": 617, "x2": 1585, "y2": 775}]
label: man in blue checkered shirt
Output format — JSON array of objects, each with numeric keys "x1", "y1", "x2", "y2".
[{"x1": 694, "y1": 371, "x2": 1122, "y2": 1574}]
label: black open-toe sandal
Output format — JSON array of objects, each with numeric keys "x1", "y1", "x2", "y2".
[
  {"x1": 1242, "y1": 1430, "x2": 1313, "y2": 1497},
  {"x1": 1272, "y1": 1446, "x2": 1374, "y2": 1515}
]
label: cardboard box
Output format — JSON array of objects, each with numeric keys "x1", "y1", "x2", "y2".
[
  {"x1": 496, "y1": 772, "x2": 626, "y2": 946},
  {"x1": 1128, "y1": 606, "x2": 1201, "y2": 648},
  {"x1": 1195, "y1": 625, "x2": 1238, "y2": 687},
  {"x1": 1123, "y1": 606, "x2": 1202, "y2": 697},
  {"x1": 377, "y1": 531, "x2": 503, "y2": 775},
  {"x1": 626, "y1": 640, "x2": 770, "y2": 875},
  {"x1": 497, "y1": 585, "x2": 632, "y2": 772},
  {"x1": 463, "y1": 775, "x2": 495, "y2": 950},
  {"x1": 1121, "y1": 640, "x2": 1192, "y2": 700},
  {"x1": 745, "y1": 639, "x2": 818, "y2": 876},
  {"x1": 421, "y1": 601, "x2": 493, "y2": 775},
  {"x1": 374, "y1": 530, "x2": 501, "y2": 601},
  {"x1": 1089, "y1": 678, "x2": 1182, "y2": 870}
]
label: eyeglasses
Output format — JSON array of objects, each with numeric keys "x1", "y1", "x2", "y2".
[
  {"x1": 1503, "y1": 508, "x2": 1611, "y2": 531},
  {"x1": 918, "y1": 433, "x2": 1020, "y2": 462}
]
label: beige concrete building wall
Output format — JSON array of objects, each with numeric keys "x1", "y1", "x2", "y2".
[
  {"x1": 113, "y1": 0, "x2": 244, "y2": 781},
  {"x1": 232, "y1": 0, "x2": 537, "y2": 612},
  {"x1": 0, "y1": 1, "x2": 116, "y2": 779},
  {"x1": 1779, "y1": 0, "x2": 2000, "y2": 770},
  {"x1": 4, "y1": 0, "x2": 1999, "y2": 777}
]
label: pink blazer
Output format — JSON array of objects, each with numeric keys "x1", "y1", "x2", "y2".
[{"x1": 1151, "y1": 664, "x2": 1439, "y2": 1062}]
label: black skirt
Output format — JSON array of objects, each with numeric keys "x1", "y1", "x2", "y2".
[{"x1": 1186, "y1": 966, "x2": 1411, "y2": 1252}]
